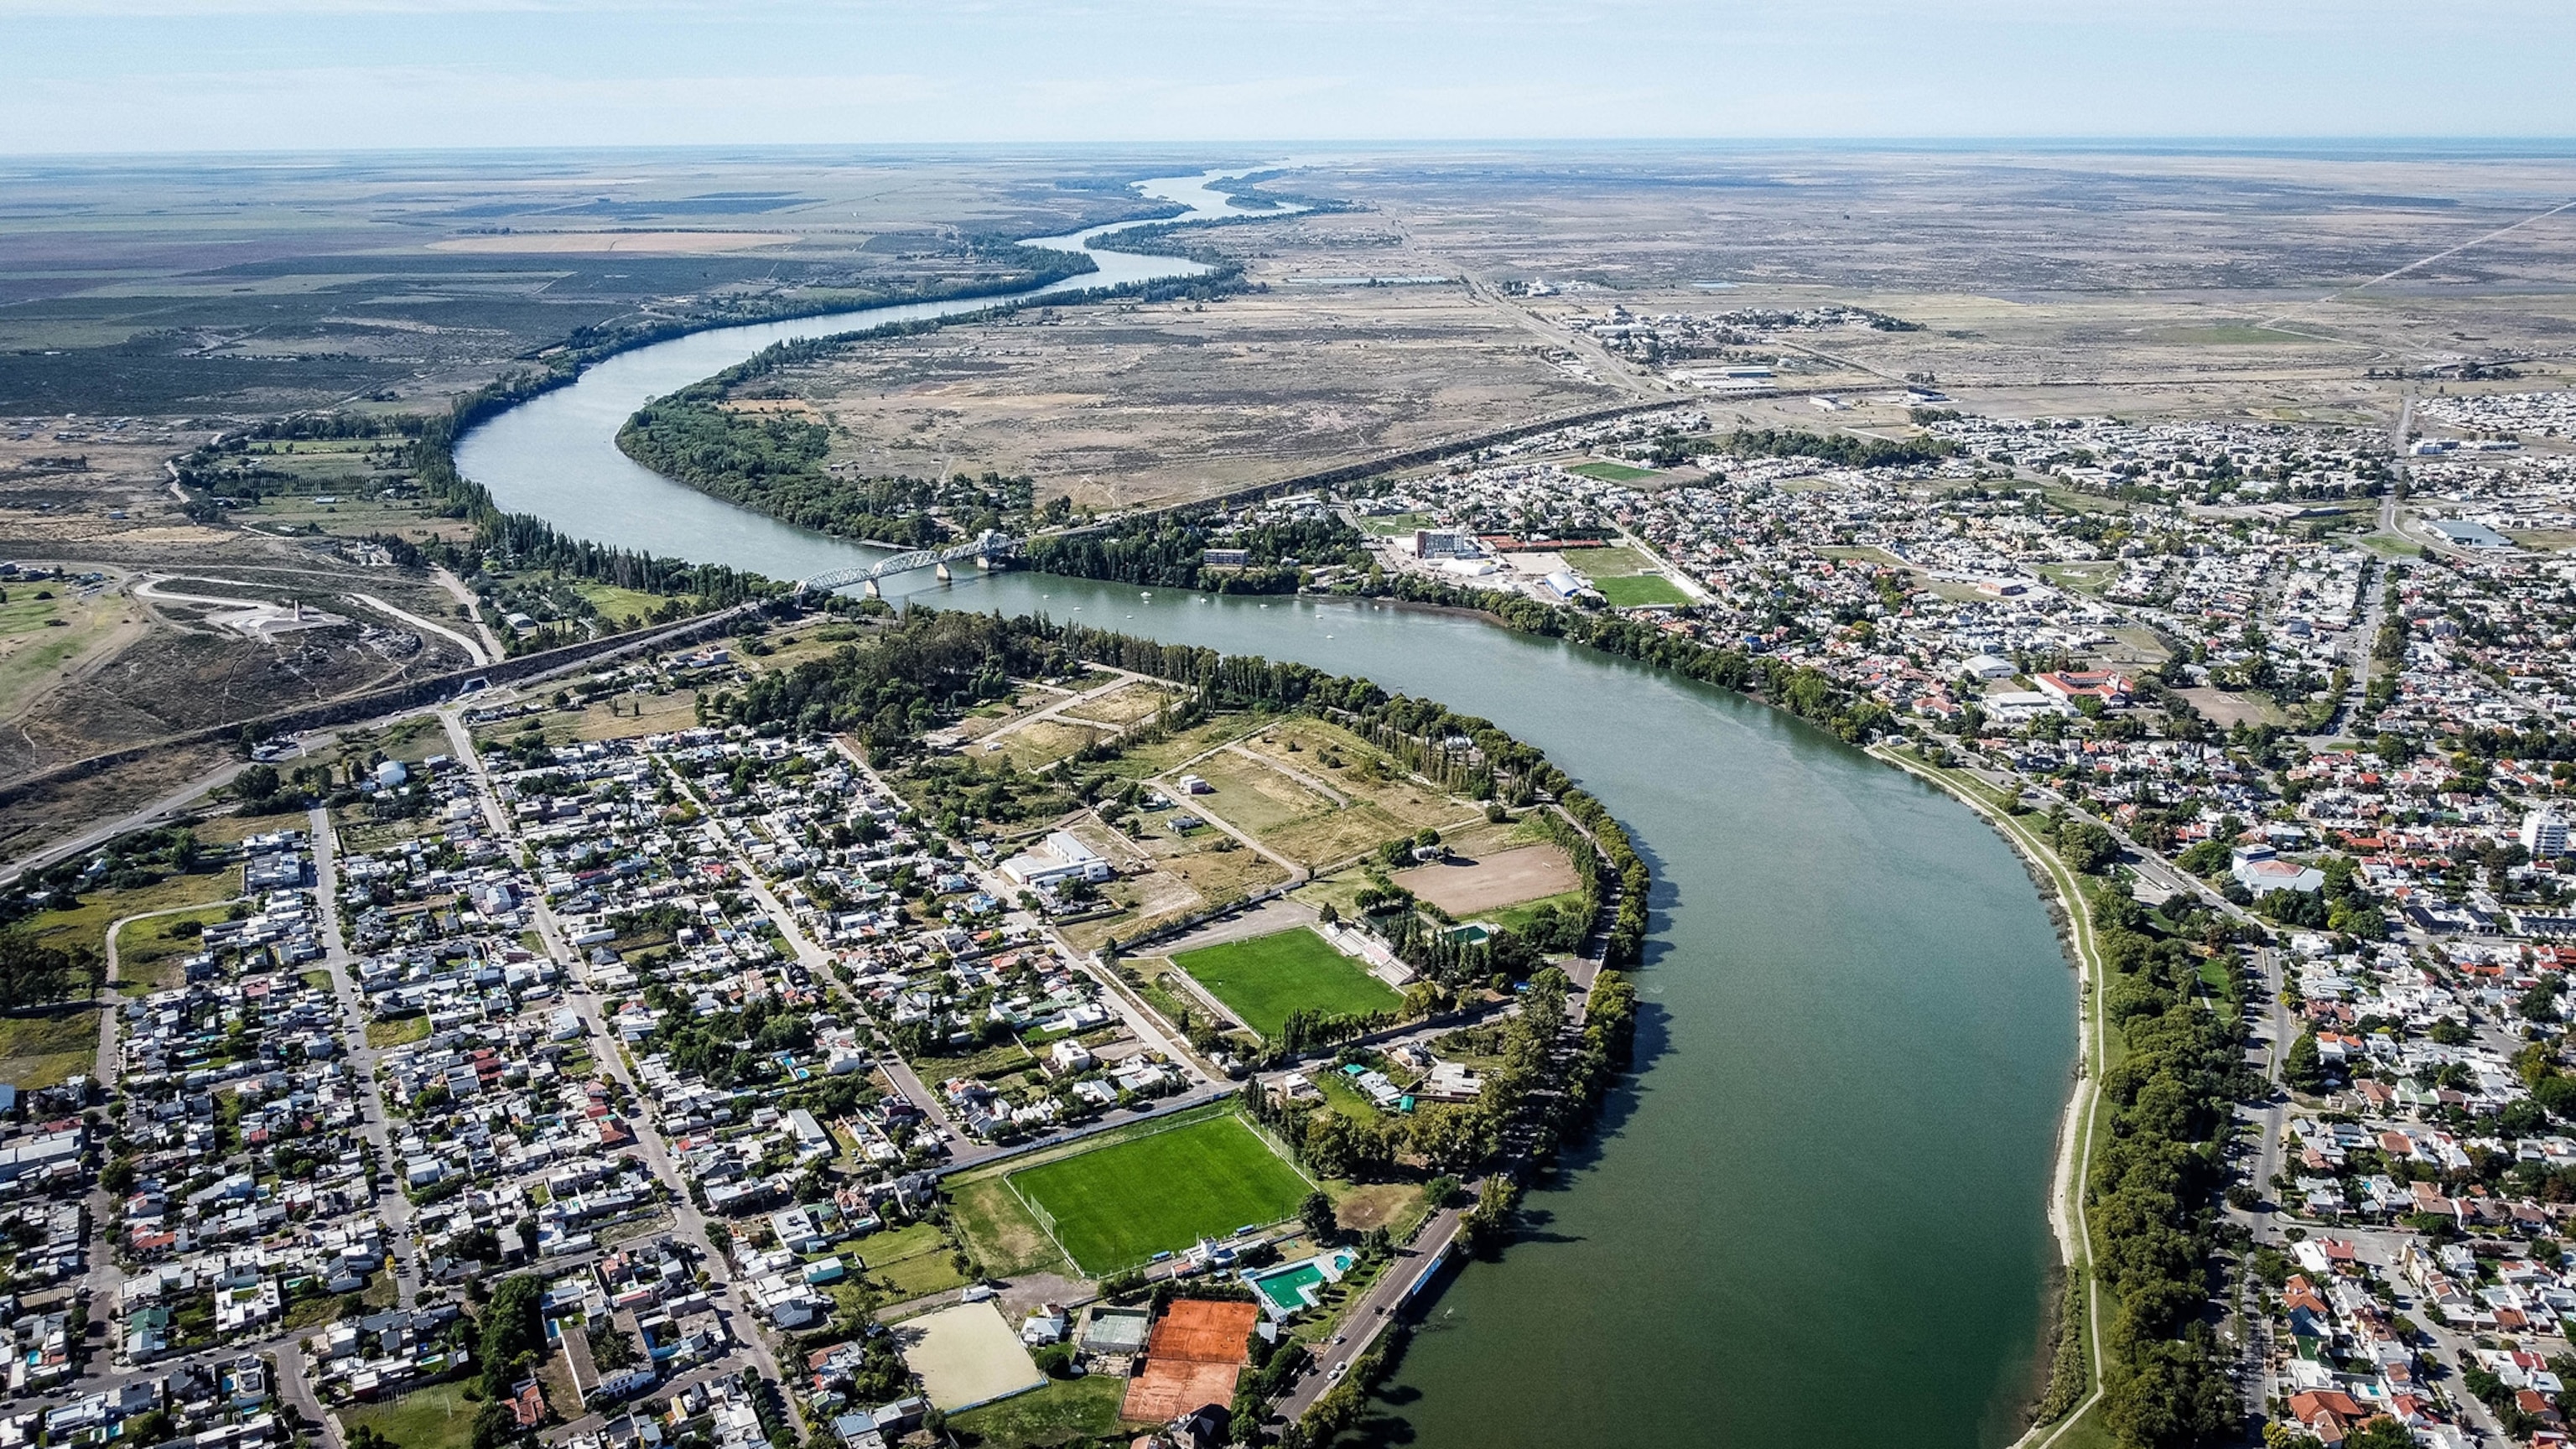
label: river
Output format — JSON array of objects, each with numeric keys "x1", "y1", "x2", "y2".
[{"x1": 456, "y1": 171, "x2": 2078, "y2": 1449}]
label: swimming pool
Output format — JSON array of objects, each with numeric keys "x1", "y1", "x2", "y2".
[{"x1": 1248, "y1": 1249, "x2": 1358, "y2": 1315}]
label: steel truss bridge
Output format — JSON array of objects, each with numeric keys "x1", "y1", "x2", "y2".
[{"x1": 799, "y1": 531, "x2": 1020, "y2": 594}]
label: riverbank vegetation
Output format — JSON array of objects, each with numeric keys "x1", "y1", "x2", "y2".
[
  {"x1": 1332, "y1": 569, "x2": 1898, "y2": 745},
  {"x1": 2085, "y1": 898, "x2": 2251, "y2": 1449},
  {"x1": 1021, "y1": 509, "x2": 1370, "y2": 594}
]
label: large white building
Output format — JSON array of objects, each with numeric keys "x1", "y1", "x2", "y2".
[
  {"x1": 999, "y1": 830, "x2": 1114, "y2": 890},
  {"x1": 2526, "y1": 809, "x2": 2570, "y2": 860}
]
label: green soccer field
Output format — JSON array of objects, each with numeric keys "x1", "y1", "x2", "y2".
[
  {"x1": 1567, "y1": 460, "x2": 1661, "y2": 483},
  {"x1": 1174, "y1": 926, "x2": 1404, "y2": 1038},
  {"x1": 1594, "y1": 574, "x2": 1691, "y2": 607},
  {"x1": 1008, "y1": 1115, "x2": 1313, "y2": 1275}
]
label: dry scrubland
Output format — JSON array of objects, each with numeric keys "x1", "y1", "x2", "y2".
[
  {"x1": 8, "y1": 144, "x2": 2576, "y2": 865},
  {"x1": 802, "y1": 211, "x2": 1613, "y2": 507},
  {"x1": 0, "y1": 151, "x2": 1190, "y2": 416},
  {"x1": 760, "y1": 147, "x2": 2576, "y2": 504}
]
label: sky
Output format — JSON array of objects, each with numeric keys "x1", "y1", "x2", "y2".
[{"x1": 2, "y1": 0, "x2": 2572, "y2": 154}]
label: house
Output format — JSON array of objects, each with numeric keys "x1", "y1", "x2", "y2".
[
  {"x1": 1021, "y1": 1304, "x2": 1067, "y2": 1346},
  {"x1": 2031, "y1": 671, "x2": 2133, "y2": 707}
]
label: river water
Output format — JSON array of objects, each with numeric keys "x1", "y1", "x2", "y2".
[{"x1": 457, "y1": 172, "x2": 2077, "y2": 1449}]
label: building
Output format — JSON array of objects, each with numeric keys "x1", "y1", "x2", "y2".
[
  {"x1": 998, "y1": 832, "x2": 1113, "y2": 891},
  {"x1": 2032, "y1": 671, "x2": 2134, "y2": 707},
  {"x1": 2233, "y1": 845, "x2": 2325, "y2": 896},
  {"x1": 1410, "y1": 529, "x2": 1478, "y2": 559},
  {"x1": 1200, "y1": 548, "x2": 1250, "y2": 568},
  {"x1": 2524, "y1": 810, "x2": 2570, "y2": 860}
]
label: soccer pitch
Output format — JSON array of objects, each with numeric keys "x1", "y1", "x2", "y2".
[
  {"x1": 1173, "y1": 926, "x2": 1403, "y2": 1039},
  {"x1": 1008, "y1": 1115, "x2": 1313, "y2": 1276},
  {"x1": 1593, "y1": 574, "x2": 1691, "y2": 607}
]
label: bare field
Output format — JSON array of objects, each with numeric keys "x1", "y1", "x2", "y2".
[
  {"x1": 800, "y1": 278, "x2": 1617, "y2": 508},
  {"x1": 425, "y1": 231, "x2": 796, "y2": 254},
  {"x1": 1394, "y1": 844, "x2": 1582, "y2": 917}
]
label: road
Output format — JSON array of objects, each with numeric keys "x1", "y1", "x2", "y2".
[
  {"x1": 429, "y1": 565, "x2": 507, "y2": 664},
  {"x1": 349, "y1": 593, "x2": 490, "y2": 667},
  {"x1": 1273, "y1": 1207, "x2": 1463, "y2": 1421},
  {"x1": 434, "y1": 711, "x2": 802, "y2": 1431},
  {"x1": 0, "y1": 757, "x2": 254, "y2": 887},
  {"x1": 307, "y1": 806, "x2": 423, "y2": 1311}
]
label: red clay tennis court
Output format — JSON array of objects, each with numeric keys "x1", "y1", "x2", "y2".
[{"x1": 1119, "y1": 1299, "x2": 1260, "y2": 1422}]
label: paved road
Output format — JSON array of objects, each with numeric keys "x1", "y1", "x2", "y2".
[
  {"x1": 350, "y1": 594, "x2": 489, "y2": 668},
  {"x1": 308, "y1": 806, "x2": 423, "y2": 1311},
  {"x1": 0, "y1": 758, "x2": 253, "y2": 887},
  {"x1": 438, "y1": 712, "x2": 802, "y2": 1432},
  {"x1": 1272, "y1": 1208, "x2": 1462, "y2": 1422}
]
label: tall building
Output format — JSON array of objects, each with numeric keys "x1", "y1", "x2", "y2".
[{"x1": 2525, "y1": 808, "x2": 2571, "y2": 860}]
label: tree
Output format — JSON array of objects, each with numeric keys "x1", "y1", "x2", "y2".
[
  {"x1": 0, "y1": 928, "x2": 90, "y2": 1010},
  {"x1": 471, "y1": 1400, "x2": 523, "y2": 1449},
  {"x1": 479, "y1": 1275, "x2": 545, "y2": 1396},
  {"x1": 1298, "y1": 1190, "x2": 1337, "y2": 1244},
  {"x1": 236, "y1": 763, "x2": 281, "y2": 802},
  {"x1": 2341, "y1": 1418, "x2": 2413, "y2": 1449},
  {"x1": 590, "y1": 1322, "x2": 640, "y2": 1372},
  {"x1": 2284, "y1": 1030, "x2": 2329, "y2": 1094},
  {"x1": 350, "y1": 1428, "x2": 395, "y2": 1449},
  {"x1": 2055, "y1": 818, "x2": 2120, "y2": 875}
]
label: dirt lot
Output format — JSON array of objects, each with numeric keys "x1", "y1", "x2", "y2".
[
  {"x1": 895, "y1": 1301, "x2": 1045, "y2": 1412},
  {"x1": 1394, "y1": 844, "x2": 1581, "y2": 917}
]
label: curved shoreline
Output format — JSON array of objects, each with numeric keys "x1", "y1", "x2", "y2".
[
  {"x1": 1869, "y1": 743, "x2": 2108, "y2": 1446},
  {"x1": 454, "y1": 170, "x2": 2079, "y2": 1448}
]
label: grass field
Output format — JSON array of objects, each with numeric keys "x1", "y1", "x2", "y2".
[
  {"x1": 860, "y1": 1219, "x2": 971, "y2": 1301},
  {"x1": 1568, "y1": 460, "x2": 1660, "y2": 482},
  {"x1": 1173, "y1": 927, "x2": 1402, "y2": 1039},
  {"x1": 949, "y1": 1374, "x2": 1130, "y2": 1446},
  {"x1": 338, "y1": 1383, "x2": 475, "y2": 1449},
  {"x1": 1006, "y1": 1114, "x2": 1311, "y2": 1275},
  {"x1": 114, "y1": 906, "x2": 236, "y2": 991},
  {"x1": 0, "y1": 1007, "x2": 99, "y2": 1089},
  {"x1": 22, "y1": 867, "x2": 239, "y2": 960},
  {"x1": 1592, "y1": 574, "x2": 1690, "y2": 608},
  {"x1": 1557, "y1": 545, "x2": 1654, "y2": 576},
  {"x1": 366, "y1": 1015, "x2": 430, "y2": 1048}
]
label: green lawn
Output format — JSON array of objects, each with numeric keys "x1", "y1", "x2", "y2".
[
  {"x1": 1174, "y1": 927, "x2": 1402, "y2": 1039},
  {"x1": 1557, "y1": 545, "x2": 1653, "y2": 576},
  {"x1": 337, "y1": 1381, "x2": 476, "y2": 1449},
  {"x1": 861, "y1": 1219, "x2": 971, "y2": 1300},
  {"x1": 950, "y1": 1373, "x2": 1130, "y2": 1446},
  {"x1": 1006, "y1": 1114, "x2": 1312, "y2": 1275},
  {"x1": 1593, "y1": 574, "x2": 1691, "y2": 608},
  {"x1": 366, "y1": 1015, "x2": 431, "y2": 1048},
  {"x1": 1491, "y1": 888, "x2": 1593, "y2": 937},
  {"x1": 1568, "y1": 460, "x2": 1660, "y2": 483}
]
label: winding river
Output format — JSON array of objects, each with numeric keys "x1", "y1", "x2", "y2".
[{"x1": 457, "y1": 171, "x2": 2078, "y2": 1449}]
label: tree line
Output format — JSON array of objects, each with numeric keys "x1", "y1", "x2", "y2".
[
  {"x1": 2083, "y1": 903, "x2": 2257, "y2": 1449},
  {"x1": 1023, "y1": 511, "x2": 1369, "y2": 594},
  {"x1": 1341, "y1": 569, "x2": 1897, "y2": 745}
]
